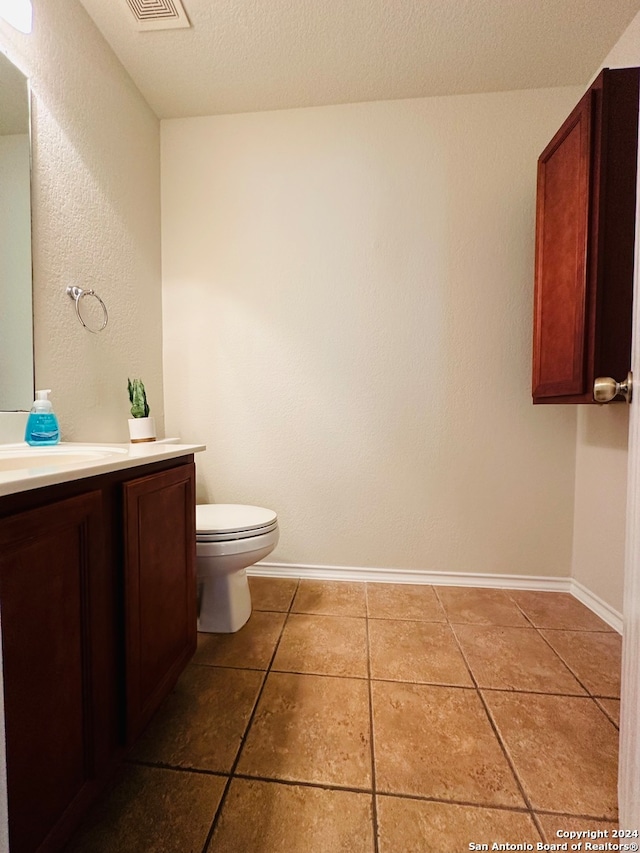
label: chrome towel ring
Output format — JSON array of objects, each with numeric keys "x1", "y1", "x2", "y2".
[{"x1": 66, "y1": 285, "x2": 108, "y2": 333}]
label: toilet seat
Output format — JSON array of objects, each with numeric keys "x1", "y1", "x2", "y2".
[
  {"x1": 196, "y1": 504, "x2": 278, "y2": 543},
  {"x1": 195, "y1": 503, "x2": 279, "y2": 633}
]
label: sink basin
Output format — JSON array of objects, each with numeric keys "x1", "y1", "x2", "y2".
[{"x1": 0, "y1": 444, "x2": 129, "y2": 472}]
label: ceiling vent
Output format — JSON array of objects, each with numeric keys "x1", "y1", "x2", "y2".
[{"x1": 124, "y1": 0, "x2": 191, "y2": 31}]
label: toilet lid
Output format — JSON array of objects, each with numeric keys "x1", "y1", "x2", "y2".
[{"x1": 196, "y1": 504, "x2": 278, "y2": 535}]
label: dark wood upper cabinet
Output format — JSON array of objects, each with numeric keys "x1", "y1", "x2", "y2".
[{"x1": 532, "y1": 67, "x2": 640, "y2": 404}]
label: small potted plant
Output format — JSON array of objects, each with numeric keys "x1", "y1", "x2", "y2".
[{"x1": 127, "y1": 378, "x2": 156, "y2": 443}]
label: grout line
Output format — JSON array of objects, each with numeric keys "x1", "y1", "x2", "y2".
[
  {"x1": 364, "y1": 583, "x2": 380, "y2": 853},
  {"x1": 367, "y1": 615, "x2": 447, "y2": 623},
  {"x1": 532, "y1": 806, "x2": 620, "y2": 821},
  {"x1": 191, "y1": 662, "x2": 272, "y2": 673},
  {"x1": 125, "y1": 757, "x2": 228, "y2": 778},
  {"x1": 532, "y1": 626, "x2": 617, "y2": 700},
  {"x1": 199, "y1": 579, "x2": 299, "y2": 853},
  {"x1": 528, "y1": 805, "x2": 547, "y2": 842},
  {"x1": 233, "y1": 772, "x2": 373, "y2": 795},
  {"x1": 269, "y1": 667, "x2": 369, "y2": 680},
  {"x1": 192, "y1": 658, "x2": 612, "y2": 699},
  {"x1": 368, "y1": 678, "x2": 597, "y2": 699},
  {"x1": 124, "y1": 759, "x2": 616, "y2": 823},
  {"x1": 504, "y1": 595, "x2": 539, "y2": 629},
  {"x1": 287, "y1": 610, "x2": 368, "y2": 619},
  {"x1": 477, "y1": 685, "x2": 601, "y2": 699},
  {"x1": 376, "y1": 788, "x2": 535, "y2": 814},
  {"x1": 539, "y1": 627, "x2": 617, "y2": 634},
  {"x1": 593, "y1": 697, "x2": 621, "y2": 730},
  {"x1": 433, "y1": 588, "x2": 542, "y2": 836},
  {"x1": 473, "y1": 681, "x2": 547, "y2": 843}
]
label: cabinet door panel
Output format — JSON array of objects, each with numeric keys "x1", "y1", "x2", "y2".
[
  {"x1": 123, "y1": 463, "x2": 196, "y2": 741},
  {"x1": 0, "y1": 492, "x2": 102, "y2": 853},
  {"x1": 533, "y1": 90, "x2": 592, "y2": 400}
]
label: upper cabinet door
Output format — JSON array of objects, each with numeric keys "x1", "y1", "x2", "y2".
[
  {"x1": 532, "y1": 67, "x2": 640, "y2": 404},
  {"x1": 533, "y1": 90, "x2": 592, "y2": 400}
]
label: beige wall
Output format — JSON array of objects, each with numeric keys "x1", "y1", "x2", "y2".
[
  {"x1": 570, "y1": 9, "x2": 640, "y2": 612},
  {"x1": 0, "y1": 0, "x2": 163, "y2": 442},
  {"x1": 162, "y1": 87, "x2": 581, "y2": 577},
  {"x1": 0, "y1": 0, "x2": 164, "y2": 843}
]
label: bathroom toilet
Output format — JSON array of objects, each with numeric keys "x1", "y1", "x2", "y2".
[{"x1": 196, "y1": 503, "x2": 279, "y2": 633}]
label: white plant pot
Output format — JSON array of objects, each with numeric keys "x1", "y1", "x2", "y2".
[{"x1": 128, "y1": 416, "x2": 156, "y2": 443}]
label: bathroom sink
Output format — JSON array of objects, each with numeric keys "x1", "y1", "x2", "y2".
[{"x1": 0, "y1": 444, "x2": 128, "y2": 472}]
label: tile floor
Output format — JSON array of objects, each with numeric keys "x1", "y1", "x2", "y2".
[{"x1": 65, "y1": 579, "x2": 622, "y2": 853}]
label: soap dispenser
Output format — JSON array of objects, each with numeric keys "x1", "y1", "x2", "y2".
[{"x1": 25, "y1": 390, "x2": 60, "y2": 446}]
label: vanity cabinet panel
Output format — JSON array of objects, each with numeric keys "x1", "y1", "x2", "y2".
[
  {"x1": 532, "y1": 67, "x2": 640, "y2": 404},
  {"x1": 0, "y1": 491, "x2": 104, "y2": 853},
  {"x1": 123, "y1": 462, "x2": 196, "y2": 742}
]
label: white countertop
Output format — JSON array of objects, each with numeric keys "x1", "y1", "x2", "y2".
[{"x1": 0, "y1": 441, "x2": 206, "y2": 498}]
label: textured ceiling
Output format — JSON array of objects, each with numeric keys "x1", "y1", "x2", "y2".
[{"x1": 78, "y1": 0, "x2": 640, "y2": 118}]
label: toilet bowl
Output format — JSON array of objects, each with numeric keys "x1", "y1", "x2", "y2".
[{"x1": 196, "y1": 504, "x2": 279, "y2": 633}]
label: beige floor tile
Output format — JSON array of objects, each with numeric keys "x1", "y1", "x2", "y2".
[
  {"x1": 366, "y1": 583, "x2": 446, "y2": 621},
  {"x1": 484, "y1": 691, "x2": 618, "y2": 818},
  {"x1": 272, "y1": 614, "x2": 368, "y2": 677},
  {"x1": 454, "y1": 625, "x2": 585, "y2": 694},
  {"x1": 248, "y1": 576, "x2": 298, "y2": 612},
  {"x1": 207, "y1": 778, "x2": 374, "y2": 853},
  {"x1": 596, "y1": 697, "x2": 621, "y2": 727},
  {"x1": 372, "y1": 681, "x2": 524, "y2": 807},
  {"x1": 292, "y1": 580, "x2": 366, "y2": 616},
  {"x1": 436, "y1": 586, "x2": 531, "y2": 627},
  {"x1": 66, "y1": 764, "x2": 226, "y2": 853},
  {"x1": 369, "y1": 619, "x2": 472, "y2": 686},
  {"x1": 193, "y1": 611, "x2": 286, "y2": 670},
  {"x1": 131, "y1": 665, "x2": 263, "y2": 773},
  {"x1": 537, "y1": 814, "x2": 618, "y2": 842},
  {"x1": 509, "y1": 591, "x2": 613, "y2": 631},
  {"x1": 377, "y1": 796, "x2": 541, "y2": 853},
  {"x1": 540, "y1": 630, "x2": 622, "y2": 697},
  {"x1": 236, "y1": 672, "x2": 371, "y2": 788}
]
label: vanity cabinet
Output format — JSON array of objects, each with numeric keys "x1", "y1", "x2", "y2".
[
  {"x1": 123, "y1": 464, "x2": 196, "y2": 742},
  {"x1": 0, "y1": 492, "x2": 105, "y2": 853},
  {"x1": 532, "y1": 66, "x2": 640, "y2": 404},
  {"x1": 0, "y1": 456, "x2": 196, "y2": 853}
]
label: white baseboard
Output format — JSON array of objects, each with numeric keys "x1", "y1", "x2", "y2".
[
  {"x1": 249, "y1": 561, "x2": 623, "y2": 633},
  {"x1": 569, "y1": 579, "x2": 623, "y2": 634},
  {"x1": 250, "y1": 560, "x2": 573, "y2": 590}
]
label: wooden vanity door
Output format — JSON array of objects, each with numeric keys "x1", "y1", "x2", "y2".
[
  {"x1": 0, "y1": 491, "x2": 103, "y2": 853},
  {"x1": 123, "y1": 462, "x2": 196, "y2": 742},
  {"x1": 532, "y1": 88, "x2": 593, "y2": 401}
]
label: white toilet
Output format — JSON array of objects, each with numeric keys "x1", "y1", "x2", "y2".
[{"x1": 196, "y1": 503, "x2": 279, "y2": 633}]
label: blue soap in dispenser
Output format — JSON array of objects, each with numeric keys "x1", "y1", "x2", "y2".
[{"x1": 25, "y1": 389, "x2": 60, "y2": 446}]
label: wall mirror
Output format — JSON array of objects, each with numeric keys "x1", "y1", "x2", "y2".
[{"x1": 0, "y1": 50, "x2": 33, "y2": 411}]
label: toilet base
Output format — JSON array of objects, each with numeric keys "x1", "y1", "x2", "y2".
[{"x1": 197, "y1": 567, "x2": 252, "y2": 633}]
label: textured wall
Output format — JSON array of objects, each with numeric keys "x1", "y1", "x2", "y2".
[
  {"x1": 162, "y1": 87, "x2": 581, "y2": 577},
  {"x1": 570, "y1": 9, "x2": 640, "y2": 613},
  {"x1": 0, "y1": 0, "x2": 163, "y2": 844},
  {"x1": 0, "y1": 0, "x2": 163, "y2": 441}
]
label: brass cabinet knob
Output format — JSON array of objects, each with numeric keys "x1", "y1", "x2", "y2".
[{"x1": 593, "y1": 372, "x2": 633, "y2": 403}]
